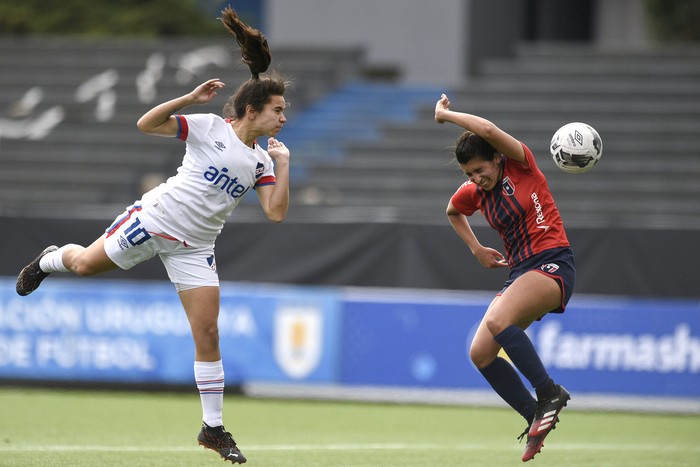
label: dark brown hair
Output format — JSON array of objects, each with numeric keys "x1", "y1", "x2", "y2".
[
  {"x1": 219, "y1": 6, "x2": 288, "y2": 119},
  {"x1": 455, "y1": 131, "x2": 498, "y2": 164}
]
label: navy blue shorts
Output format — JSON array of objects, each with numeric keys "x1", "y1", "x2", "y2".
[{"x1": 499, "y1": 247, "x2": 576, "y2": 315}]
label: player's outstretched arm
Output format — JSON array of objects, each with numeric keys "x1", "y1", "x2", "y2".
[
  {"x1": 137, "y1": 79, "x2": 225, "y2": 137},
  {"x1": 435, "y1": 93, "x2": 525, "y2": 164}
]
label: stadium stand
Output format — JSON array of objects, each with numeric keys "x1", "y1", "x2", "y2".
[
  {"x1": 0, "y1": 37, "x2": 364, "y2": 220},
  {"x1": 296, "y1": 43, "x2": 700, "y2": 228},
  {"x1": 1, "y1": 39, "x2": 699, "y2": 230}
]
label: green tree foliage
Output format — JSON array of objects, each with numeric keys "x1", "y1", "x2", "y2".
[
  {"x1": 644, "y1": 0, "x2": 700, "y2": 41},
  {"x1": 0, "y1": 0, "x2": 223, "y2": 36}
]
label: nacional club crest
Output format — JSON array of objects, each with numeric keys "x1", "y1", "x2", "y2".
[
  {"x1": 255, "y1": 162, "x2": 265, "y2": 179},
  {"x1": 502, "y1": 176, "x2": 515, "y2": 196},
  {"x1": 273, "y1": 306, "x2": 323, "y2": 380}
]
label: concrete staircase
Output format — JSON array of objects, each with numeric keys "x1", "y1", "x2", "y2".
[
  {"x1": 295, "y1": 43, "x2": 700, "y2": 228},
  {"x1": 2, "y1": 39, "x2": 699, "y2": 230},
  {"x1": 0, "y1": 37, "x2": 363, "y2": 220}
]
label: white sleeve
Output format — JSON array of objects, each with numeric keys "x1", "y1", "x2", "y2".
[
  {"x1": 175, "y1": 113, "x2": 216, "y2": 145},
  {"x1": 255, "y1": 151, "x2": 277, "y2": 187}
]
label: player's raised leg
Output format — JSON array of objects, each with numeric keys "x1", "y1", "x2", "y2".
[{"x1": 16, "y1": 237, "x2": 118, "y2": 296}]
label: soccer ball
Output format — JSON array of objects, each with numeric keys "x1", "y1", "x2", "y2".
[{"x1": 550, "y1": 122, "x2": 603, "y2": 174}]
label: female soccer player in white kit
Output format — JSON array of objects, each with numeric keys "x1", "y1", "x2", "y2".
[{"x1": 15, "y1": 7, "x2": 287, "y2": 464}]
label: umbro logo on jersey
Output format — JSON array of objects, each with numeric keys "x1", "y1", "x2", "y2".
[
  {"x1": 255, "y1": 162, "x2": 264, "y2": 179},
  {"x1": 214, "y1": 141, "x2": 226, "y2": 151},
  {"x1": 541, "y1": 263, "x2": 559, "y2": 273}
]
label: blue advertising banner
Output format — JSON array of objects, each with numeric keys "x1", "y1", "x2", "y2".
[
  {"x1": 2, "y1": 278, "x2": 698, "y2": 401},
  {"x1": 0, "y1": 279, "x2": 341, "y2": 385},
  {"x1": 541, "y1": 296, "x2": 700, "y2": 398},
  {"x1": 339, "y1": 291, "x2": 700, "y2": 399},
  {"x1": 340, "y1": 291, "x2": 489, "y2": 389}
]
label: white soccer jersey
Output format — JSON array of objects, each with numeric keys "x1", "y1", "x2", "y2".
[{"x1": 141, "y1": 113, "x2": 276, "y2": 247}]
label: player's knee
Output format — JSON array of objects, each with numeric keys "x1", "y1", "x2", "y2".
[
  {"x1": 195, "y1": 324, "x2": 220, "y2": 349},
  {"x1": 468, "y1": 347, "x2": 481, "y2": 367},
  {"x1": 204, "y1": 324, "x2": 220, "y2": 343},
  {"x1": 483, "y1": 314, "x2": 509, "y2": 337},
  {"x1": 469, "y1": 344, "x2": 492, "y2": 369}
]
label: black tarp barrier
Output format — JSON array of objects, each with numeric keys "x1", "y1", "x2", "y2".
[{"x1": 1, "y1": 216, "x2": 698, "y2": 298}]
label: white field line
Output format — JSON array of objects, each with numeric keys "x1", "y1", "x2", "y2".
[{"x1": 0, "y1": 442, "x2": 698, "y2": 453}]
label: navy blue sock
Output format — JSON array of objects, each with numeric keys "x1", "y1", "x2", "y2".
[
  {"x1": 494, "y1": 325, "x2": 555, "y2": 399},
  {"x1": 479, "y1": 356, "x2": 537, "y2": 423}
]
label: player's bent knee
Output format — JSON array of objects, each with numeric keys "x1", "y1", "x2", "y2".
[
  {"x1": 469, "y1": 345, "x2": 494, "y2": 369},
  {"x1": 483, "y1": 314, "x2": 510, "y2": 337}
]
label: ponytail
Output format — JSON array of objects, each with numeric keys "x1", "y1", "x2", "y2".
[
  {"x1": 219, "y1": 6, "x2": 271, "y2": 79},
  {"x1": 219, "y1": 6, "x2": 288, "y2": 120}
]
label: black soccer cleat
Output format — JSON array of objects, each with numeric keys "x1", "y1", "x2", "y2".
[
  {"x1": 16, "y1": 245, "x2": 59, "y2": 296},
  {"x1": 529, "y1": 385, "x2": 570, "y2": 438},
  {"x1": 519, "y1": 416, "x2": 561, "y2": 462},
  {"x1": 197, "y1": 422, "x2": 247, "y2": 464},
  {"x1": 520, "y1": 385, "x2": 570, "y2": 461},
  {"x1": 521, "y1": 430, "x2": 546, "y2": 462}
]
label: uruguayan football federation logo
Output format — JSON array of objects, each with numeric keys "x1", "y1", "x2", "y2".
[{"x1": 273, "y1": 306, "x2": 322, "y2": 380}]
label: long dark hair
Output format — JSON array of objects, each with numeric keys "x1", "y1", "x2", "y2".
[
  {"x1": 219, "y1": 6, "x2": 288, "y2": 119},
  {"x1": 455, "y1": 131, "x2": 498, "y2": 164}
]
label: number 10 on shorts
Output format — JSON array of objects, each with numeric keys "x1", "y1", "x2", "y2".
[{"x1": 124, "y1": 218, "x2": 151, "y2": 246}]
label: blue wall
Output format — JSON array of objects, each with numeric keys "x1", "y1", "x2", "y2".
[{"x1": 1, "y1": 279, "x2": 698, "y2": 400}]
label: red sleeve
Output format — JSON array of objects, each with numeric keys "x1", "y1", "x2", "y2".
[
  {"x1": 450, "y1": 181, "x2": 479, "y2": 216},
  {"x1": 520, "y1": 142, "x2": 540, "y2": 172},
  {"x1": 505, "y1": 142, "x2": 536, "y2": 174}
]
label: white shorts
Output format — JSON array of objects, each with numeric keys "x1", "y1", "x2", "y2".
[{"x1": 103, "y1": 202, "x2": 219, "y2": 288}]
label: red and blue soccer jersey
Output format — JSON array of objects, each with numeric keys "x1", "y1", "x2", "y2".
[{"x1": 450, "y1": 143, "x2": 570, "y2": 267}]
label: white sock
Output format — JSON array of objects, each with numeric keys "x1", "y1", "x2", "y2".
[
  {"x1": 194, "y1": 360, "x2": 225, "y2": 427},
  {"x1": 39, "y1": 244, "x2": 76, "y2": 273}
]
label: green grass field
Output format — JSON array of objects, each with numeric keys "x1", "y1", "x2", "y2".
[{"x1": 0, "y1": 387, "x2": 698, "y2": 466}]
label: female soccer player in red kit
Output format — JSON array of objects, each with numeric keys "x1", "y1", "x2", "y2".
[{"x1": 435, "y1": 94, "x2": 573, "y2": 462}]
